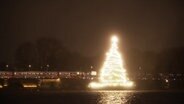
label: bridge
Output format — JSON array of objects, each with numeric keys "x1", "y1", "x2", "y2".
[
  {"x1": 0, "y1": 71, "x2": 184, "y2": 89},
  {"x1": 0, "y1": 71, "x2": 184, "y2": 80},
  {"x1": 0, "y1": 71, "x2": 96, "y2": 79},
  {"x1": 0, "y1": 71, "x2": 97, "y2": 89}
]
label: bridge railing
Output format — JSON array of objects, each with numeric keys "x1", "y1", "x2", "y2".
[{"x1": 0, "y1": 71, "x2": 94, "y2": 79}]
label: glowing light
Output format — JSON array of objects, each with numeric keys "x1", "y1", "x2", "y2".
[
  {"x1": 91, "y1": 71, "x2": 97, "y2": 76},
  {"x1": 165, "y1": 79, "x2": 169, "y2": 83},
  {"x1": 3, "y1": 83, "x2": 8, "y2": 87},
  {"x1": 0, "y1": 85, "x2": 3, "y2": 88},
  {"x1": 111, "y1": 35, "x2": 118, "y2": 43},
  {"x1": 23, "y1": 84, "x2": 37, "y2": 88},
  {"x1": 99, "y1": 91, "x2": 132, "y2": 104},
  {"x1": 89, "y1": 36, "x2": 134, "y2": 89},
  {"x1": 56, "y1": 78, "x2": 61, "y2": 82},
  {"x1": 77, "y1": 72, "x2": 80, "y2": 75}
]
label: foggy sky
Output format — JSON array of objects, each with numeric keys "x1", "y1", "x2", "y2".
[{"x1": 0, "y1": 0, "x2": 183, "y2": 62}]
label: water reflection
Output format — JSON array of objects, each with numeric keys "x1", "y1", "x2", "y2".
[{"x1": 98, "y1": 91, "x2": 134, "y2": 104}]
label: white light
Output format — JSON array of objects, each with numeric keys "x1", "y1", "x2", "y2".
[
  {"x1": 28, "y1": 65, "x2": 31, "y2": 68},
  {"x1": 77, "y1": 72, "x2": 80, "y2": 75},
  {"x1": 6, "y1": 65, "x2": 9, "y2": 68},
  {"x1": 0, "y1": 85, "x2": 3, "y2": 88},
  {"x1": 89, "y1": 35, "x2": 134, "y2": 89},
  {"x1": 91, "y1": 71, "x2": 97, "y2": 76},
  {"x1": 111, "y1": 36, "x2": 118, "y2": 43},
  {"x1": 165, "y1": 79, "x2": 169, "y2": 83}
]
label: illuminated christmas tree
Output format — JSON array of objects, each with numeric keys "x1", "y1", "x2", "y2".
[{"x1": 89, "y1": 36, "x2": 133, "y2": 89}]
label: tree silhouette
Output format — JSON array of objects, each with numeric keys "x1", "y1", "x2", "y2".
[{"x1": 15, "y1": 42, "x2": 38, "y2": 70}]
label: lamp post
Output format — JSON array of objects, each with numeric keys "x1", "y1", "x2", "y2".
[
  {"x1": 6, "y1": 65, "x2": 9, "y2": 70},
  {"x1": 28, "y1": 64, "x2": 31, "y2": 71},
  {"x1": 46, "y1": 64, "x2": 49, "y2": 71}
]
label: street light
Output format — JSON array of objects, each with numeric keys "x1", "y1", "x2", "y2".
[
  {"x1": 6, "y1": 65, "x2": 9, "y2": 70},
  {"x1": 6, "y1": 65, "x2": 9, "y2": 68},
  {"x1": 46, "y1": 64, "x2": 50, "y2": 71},
  {"x1": 28, "y1": 64, "x2": 31, "y2": 71}
]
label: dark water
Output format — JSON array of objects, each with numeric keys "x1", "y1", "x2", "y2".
[{"x1": 1, "y1": 90, "x2": 184, "y2": 104}]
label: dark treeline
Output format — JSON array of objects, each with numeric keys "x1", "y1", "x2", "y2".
[
  {"x1": 0, "y1": 37, "x2": 184, "y2": 73},
  {"x1": 0, "y1": 37, "x2": 95, "y2": 71},
  {"x1": 124, "y1": 47, "x2": 184, "y2": 74}
]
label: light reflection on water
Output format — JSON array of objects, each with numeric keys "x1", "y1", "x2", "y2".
[{"x1": 97, "y1": 91, "x2": 134, "y2": 104}]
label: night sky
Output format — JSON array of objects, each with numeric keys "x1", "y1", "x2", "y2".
[{"x1": 0, "y1": 0, "x2": 183, "y2": 62}]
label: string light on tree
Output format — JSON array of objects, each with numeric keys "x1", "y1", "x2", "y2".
[{"x1": 89, "y1": 35, "x2": 134, "y2": 89}]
